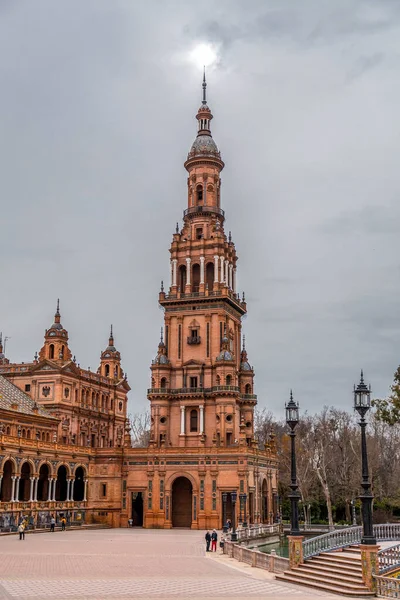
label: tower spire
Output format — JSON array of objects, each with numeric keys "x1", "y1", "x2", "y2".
[
  {"x1": 0, "y1": 332, "x2": 3, "y2": 354},
  {"x1": 202, "y1": 66, "x2": 207, "y2": 105},
  {"x1": 55, "y1": 298, "x2": 61, "y2": 324},
  {"x1": 109, "y1": 324, "x2": 114, "y2": 346}
]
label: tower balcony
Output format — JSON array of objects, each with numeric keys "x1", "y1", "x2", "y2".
[
  {"x1": 187, "y1": 336, "x2": 201, "y2": 345},
  {"x1": 183, "y1": 206, "x2": 225, "y2": 220},
  {"x1": 147, "y1": 385, "x2": 243, "y2": 397},
  {"x1": 159, "y1": 287, "x2": 246, "y2": 316}
]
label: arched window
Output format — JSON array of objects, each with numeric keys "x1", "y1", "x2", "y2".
[
  {"x1": 60, "y1": 345, "x2": 65, "y2": 359},
  {"x1": 6, "y1": 426, "x2": 10, "y2": 435},
  {"x1": 49, "y1": 344, "x2": 54, "y2": 359},
  {"x1": 192, "y1": 264, "x2": 200, "y2": 292},
  {"x1": 190, "y1": 409, "x2": 198, "y2": 432},
  {"x1": 196, "y1": 185, "x2": 203, "y2": 205},
  {"x1": 206, "y1": 262, "x2": 214, "y2": 292},
  {"x1": 46, "y1": 432, "x2": 50, "y2": 442},
  {"x1": 160, "y1": 377, "x2": 167, "y2": 389},
  {"x1": 42, "y1": 431, "x2": 46, "y2": 441},
  {"x1": 22, "y1": 428, "x2": 26, "y2": 438},
  {"x1": 27, "y1": 430, "x2": 31, "y2": 439},
  {"x1": 245, "y1": 383, "x2": 251, "y2": 394},
  {"x1": 226, "y1": 375, "x2": 232, "y2": 386},
  {"x1": 179, "y1": 265, "x2": 187, "y2": 292},
  {"x1": 105, "y1": 364, "x2": 110, "y2": 377}
]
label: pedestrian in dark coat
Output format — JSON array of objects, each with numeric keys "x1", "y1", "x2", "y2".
[
  {"x1": 205, "y1": 530, "x2": 211, "y2": 552},
  {"x1": 211, "y1": 529, "x2": 218, "y2": 551}
]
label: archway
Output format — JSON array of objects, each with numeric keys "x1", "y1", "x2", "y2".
[
  {"x1": 172, "y1": 477, "x2": 192, "y2": 527},
  {"x1": 206, "y1": 262, "x2": 214, "y2": 292},
  {"x1": 18, "y1": 462, "x2": 31, "y2": 501},
  {"x1": 261, "y1": 479, "x2": 268, "y2": 523},
  {"x1": 73, "y1": 466, "x2": 85, "y2": 501},
  {"x1": 0, "y1": 460, "x2": 14, "y2": 501},
  {"x1": 192, "y1": 264, "x2": 200, "y2": 292},
  {"x1": 55, "y1": 465, "x2": 68, "y2": 501},
  {"x1": 37, "y1": 464, "x2": 50, "y2": 501},
  {"x1": 179, "y1": 265, "x2": 187, "y2": 292},
  {"x1": 131, "y1": 492, "x2": 143, "y2": 526}
]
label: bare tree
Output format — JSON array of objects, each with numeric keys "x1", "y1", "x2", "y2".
[{"x1": 129, "y1": 411, "x2": 150, "y2": 448}]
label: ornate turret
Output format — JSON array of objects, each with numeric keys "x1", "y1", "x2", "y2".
[
  {"x1": 99, "y1": 325, "x2": 123, "y2": 379},
  {"x1": 39, "y1": 300, "x2": 72, "y2": 363},
  {"x1": 0, "y1": 332, "x2": 9, "y2": 365}
]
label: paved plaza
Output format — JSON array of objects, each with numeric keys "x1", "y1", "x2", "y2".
[{"x1": 0, "y1": 529, "x2": 343, "y2": 600}]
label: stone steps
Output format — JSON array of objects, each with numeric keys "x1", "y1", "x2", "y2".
[{"x1": 275, "y1": 548, "x2": 374, "y2": 597}]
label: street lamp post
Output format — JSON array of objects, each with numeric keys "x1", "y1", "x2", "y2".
[
  {"x1": 222, "y1": 492, "x2": 228, "y2": 533},
  {"x1": 241, "y1": 493, "x2": 248, "y2": 528},
  {"x1": 231, "y1": 491, "x2": 238, "y2": 542},
  {"x1": 354, "y1": 370, "x2": 376, "y2": 545},
  {"x1": 286, "y1": 390, "x2": 300, "y2": 536},
  {"x1": 351, "y1": 499, "x2": 357, "y2": 526}
]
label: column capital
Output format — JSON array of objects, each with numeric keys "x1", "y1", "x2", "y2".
[{"x1": 200, "y1": 255, "x2": 205, "y2": 262}]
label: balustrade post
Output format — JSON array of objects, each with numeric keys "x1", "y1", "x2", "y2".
[{"x1": 360, "y1": 544, "x2": 379, "y2": 593}]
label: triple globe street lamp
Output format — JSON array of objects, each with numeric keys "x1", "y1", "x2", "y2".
[{"x1": 285, "y1": 390, "x2": 300, "y2": 536}]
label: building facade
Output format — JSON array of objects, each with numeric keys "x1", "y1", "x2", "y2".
[{"x1": 0, "y1": 76, "x2": 278, "y2": 530}]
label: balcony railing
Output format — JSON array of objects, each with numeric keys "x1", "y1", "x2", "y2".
[
  {"x1": 147, "y1": 385, "x2": 242, "y2": 395},
  {"x1": 187, "y1": 336, "x2": 201, "y2": 345},
  {"x1": 183, "y1": 206, "x2": 225, "y2": 219}
]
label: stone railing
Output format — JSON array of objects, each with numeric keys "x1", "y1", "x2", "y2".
[
  {"x1": 375, "y1": 575, "x2": 400, "y2": 597},
  {"x1": 233, "y1": 523, "x2": 280, "y2": 541},
  {"x1": 304, "y1": 523, "x2": 400, "y2": 560},
  {"x1": 223, "y1": 540, "x2": 289, "y2": 573},
  {"x1": 378, "y1": 543, "x2": 400, "y2": 575}
]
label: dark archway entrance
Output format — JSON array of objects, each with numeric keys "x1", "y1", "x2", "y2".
[
  {"x1": 261, "y1": 479, "x2": 268, "y2": 523},
  {"x1": 19, "y1": 462, "x2": 31, "y2": 501},
  {"x1": 172, "y1": 477, "x2": 192, "y2": 528},
  {"x1": 73, "y1": 467, "x2": 85, "y2": 501},
  {"x1": 131, "y1": 492, "x2": 143, "y2": 526},
  {"x1": 37, "y1": 464, "x2": 50, "y2": 501},
  {"x1": 0, "y1": 460, "x2": 14, "y2": 501},
  {"x1": 55, "y1": 466, "x2": 68, "y2": 501}
]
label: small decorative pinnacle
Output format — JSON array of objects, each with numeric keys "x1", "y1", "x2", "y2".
[
  {"x1": 202, "y1": 66, "x2": 207, "y2": 105},
  {"x1": 54, "y1": 299, "x2": 61, "y2": 324},
  {"x1": 242, "y1": 335, "x2": 246, "y2": 352},
  {"x1": 360, "y1": 369, "x2": 364, "y2": 384},
  {"x1": 34, "y1": 351, "x2": 38, "y2": 362},
  {"x1": 176, "y1": 222, "x2": 179, "y2": 234},
  {"x1": 242, "y1": 291, "x2": 245, "y2": 302},
  {"x1": 160, "y1": 327, "x2": 164, "y2": 344},
  {"x1": 228, "y1": 231, "x2": 232, "y2": 243},
  {"x1": 56, "y1": 298, "x2": 60, "y2": 315},
  {"x1": 73, "y1": 355, "x2": 76, "y2": 363},
  {"x1": 290, "y1": 389, "x2": 294, "y2": 402},
  {"x1": 161, "y1": 280, "x2": 164, "y2": 292}
]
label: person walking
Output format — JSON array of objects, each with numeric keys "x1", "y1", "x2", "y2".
[
  {"x1": 211, "y1": 529, "x2": 218, "y2": 552},
  {"x1": 50, "y1": 516, "x2": 55, "y2": 532},
  {"x1": 18, "y1": 523, "x2": 25, "y2": 540},
  {"x1": 61, "y1": 517, "x2": 66, "y2": 531},
  {"x1": 205, "y1": 530, "x2": 211, "y2": 552}
]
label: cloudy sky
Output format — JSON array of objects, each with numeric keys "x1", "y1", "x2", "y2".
[{"x1": 1, "y1": 0, "x2": 399, "y2": 418}]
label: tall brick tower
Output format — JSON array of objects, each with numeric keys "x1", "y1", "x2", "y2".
[
  {"x1": 149, "y1": 71, "x2": 256, "y2": 451},
  {"x1": 125, "y1": 73, "x2": 279, "y2": 530}
]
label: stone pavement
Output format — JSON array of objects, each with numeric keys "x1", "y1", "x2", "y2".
[{"x1": 0, "y1": 528, "x2": 344, "y2": 599}]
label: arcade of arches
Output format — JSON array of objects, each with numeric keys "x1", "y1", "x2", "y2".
[{"x1": 0, "y1": 461, "x2": 87, "y2": 503}]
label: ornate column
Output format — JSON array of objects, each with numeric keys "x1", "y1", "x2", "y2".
[
  {"x1": 180, "y1": 406, "x2": 186, "y2": 435},
  {"x1": 229, "y1": 264, "x2": 233, "y2": 289},
  {"x1": 29, "y1": 477, "x2": 35, "y2": 502},
  {"x1": 186, "y1": 257, "x2": 191, "y2": 286},
  {"x1": 83, "y1": 479, "x2": 88, "y2": 502},
  {"x1": 0, "y1": 475, "x2": 3, "y2": 498},
  {"x1": 70, "y1": 479, "x2": 75, "y2": 502},
  {"x1": 199, "y1": 405, "x2": 204, "y2": 434},
  {"x1": 172, "y1": 259, "x2": 177, "y2": 288},
  {"x1": 220, "y1": 256, "x2": 224, "y2": 283},
  {"x1": 214, "y1": 255, "x2": 219, "y2": 283},
  {"x1": 10, "y1": 476, "x2": 16, "y2": 502},
  {"x1": 34, "y1": 477, "x2": 39, "y2": 501},
  {"x1": 52, "y1": 478, "x2": 57, "y2": 501},
  {"x1": 15, "y1": 476, "x2": 20, "y2": 502},
  {"x1": 66, "y1": 479, "x2": 71, "y2": 501},
  {"x1": 224, "y1": 260, "x2": 229, "y2": 287},
  {"x1": 200, "y1": 256, "x2": 205, "y2": 284},
  {"x1": 47, "y1": 478, "x2": 53, "y2": 501}
]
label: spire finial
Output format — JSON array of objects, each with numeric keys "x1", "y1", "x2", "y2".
[
  {"x1": 160, "y1": 327, "x2": 164, "y2": 344},
  {"x1": 54, "y1": 299, "x2": 61, "y2": 324},
  {"x1": 176, "y1": 222, "x2": 179, "y2": 234},
  {"x1": 242, "y1": 334, "x2": 246, "y2": 352},
  {"x1": 202, "y1": 66, "x2": 207, "y2": 105},
  {"x1": 360, "y1": 369, "x2": 364, "y2": 383},
  {"x1": 290, "y1": 389, "x2": 293, "y2": 402},
  {"x1": 109, "y1": 324, "x2": 114, "y2": 346}
]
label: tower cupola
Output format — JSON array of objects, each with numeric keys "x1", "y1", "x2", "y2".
[
  {"x1": 39, "y1": 300, "x2": 72, "y2": 363},
  {"x1": 99, "y1": 325, "x2": 123, "y2": 379}
]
